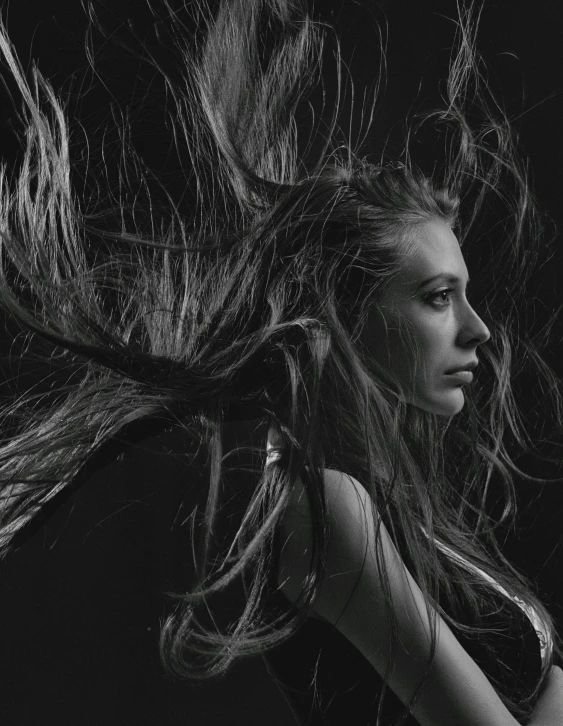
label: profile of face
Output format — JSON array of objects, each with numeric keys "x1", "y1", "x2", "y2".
[{"x1": 364, "y1": 219, "x2": 491, "y2": 416}]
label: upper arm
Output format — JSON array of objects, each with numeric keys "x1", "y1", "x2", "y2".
[{"x1": 277, "y1": 469, "x2": 521, "y2": 726}]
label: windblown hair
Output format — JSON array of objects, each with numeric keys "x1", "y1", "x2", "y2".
[{"x1": 0, "y1": 1, "x2": 562, "y2": 724}]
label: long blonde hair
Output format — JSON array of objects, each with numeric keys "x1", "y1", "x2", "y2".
[{"x1": 1, "y1": 2, "x2": 562, "y2": 723}]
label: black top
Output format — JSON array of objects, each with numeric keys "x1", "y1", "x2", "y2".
[
  {"x1": 263, "y1": 534, "x2": 546, "y2": 726},
  {"x1": 0, "y1": 415, "x2": 550, "y2": 725},
  {"x1": 264, "y1": 591, "x2": 544, "y2": 725}
]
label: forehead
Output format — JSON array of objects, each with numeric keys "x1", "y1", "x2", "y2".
[{"x1": 396, "y1": 220, "x2": 467, "y2": 287}]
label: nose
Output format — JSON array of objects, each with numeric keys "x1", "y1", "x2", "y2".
[{"x1": 457, "y1": 303, "x2": 491, "y2": 348}]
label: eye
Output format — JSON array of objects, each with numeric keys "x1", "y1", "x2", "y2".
[{"x1": 425, "y1": 288, "x2": 454, "y2": 308}]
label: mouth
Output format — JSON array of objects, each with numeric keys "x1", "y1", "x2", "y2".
[
  {"x1": 444, "y1": 360, "x2": 478, "y2": 375},
  {"x1": 444, "y1": 370, "x2": 474, "y2": 385}
]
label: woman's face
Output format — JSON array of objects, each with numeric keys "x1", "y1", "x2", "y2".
[{"x1": 364, "y1": 219, "x2": 490, "y2": 416}]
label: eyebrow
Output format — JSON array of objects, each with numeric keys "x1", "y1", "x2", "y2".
[{"x1": 416, "y1": 273, "x2": 470, "y2": 290}]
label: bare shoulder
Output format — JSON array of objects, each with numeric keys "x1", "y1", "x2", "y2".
[
  {"x1": 277, "y1": 468, "x2": 520, "y2": 726},
  {"x1": 277, "y1": 468, "x2": 402, "y2": 622}
]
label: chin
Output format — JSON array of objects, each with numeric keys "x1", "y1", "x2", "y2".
[{"x1": 414, "y1": 389, "x2": 466, "y2": 417}]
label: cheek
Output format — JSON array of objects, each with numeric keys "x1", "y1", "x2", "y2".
[
  {"x1": 367, "y1": 307, "x2": 464, "y2": 416},
  {"x1": 392, "y1": 317, "x2": 453, "y2": 401},
  {"x1": 366, "y1": 307, "x2": 450, "y2": 385},
  {"x1": 390, "y1": 313, "x2": 436, "y2": 364},
  {"x1": 414, "y1": 324, "x2": 447, "y2": 374},
  {"x1": 409, "y1": 319, "x2": 466, "y2": 414}
]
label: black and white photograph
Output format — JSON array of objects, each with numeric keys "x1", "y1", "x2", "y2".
[{"x1": 0, "y1": 1, "x2": 562, "y2": 724}]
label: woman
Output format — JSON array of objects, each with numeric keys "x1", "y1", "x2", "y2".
[{"x1": 0, "y1": 1, "x2": 562, "y2": 724}]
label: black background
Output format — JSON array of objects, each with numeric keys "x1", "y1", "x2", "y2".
[{"x1": 0, "y1": 1, "x2": 562, "y2": 723}]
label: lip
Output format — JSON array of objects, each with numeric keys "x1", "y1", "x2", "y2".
[
  {"x1": 444, "y1": 361, "x2": 478, "y2": 375},
  {"x1": 445, "y1": 370, "x2": 474, "y2": 384}
]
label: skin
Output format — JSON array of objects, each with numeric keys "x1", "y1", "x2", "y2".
[
  {"x1": 272, "y1": 218, "x2": 561, "y2": 723},
  {"x1": 364, "y1": 219, "x2": 491, "y2": 417}
]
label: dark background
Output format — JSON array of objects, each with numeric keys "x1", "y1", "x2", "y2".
[{"x1": 0, "y1": 1, "x2": 562, "y2": 723}]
